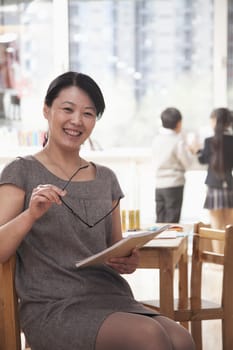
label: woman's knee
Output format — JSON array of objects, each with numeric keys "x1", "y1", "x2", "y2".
[
  {"x1": 173, "y1": 327, "x2": 195, "y2": 350},
  {"x1": 154, "y1": 316, "x2": 195, "y2": 350},
  {"x1": 137, "y1": 318, "x2": 173, "y2": 349},
  {"x1": 96, "y1": 312, "x2": 172, "y2": 350}
]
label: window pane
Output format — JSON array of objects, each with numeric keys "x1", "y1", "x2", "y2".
[{"x1": 68, "y1": 0, "x2": 214, "y2": 148}]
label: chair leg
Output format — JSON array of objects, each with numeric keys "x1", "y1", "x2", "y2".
[
  {"x1": 222, "y1": 317, "x2": 233, "y2": 350},
  {"x1": 191, "y1": 320, "x2": 202, "y2": 350}
]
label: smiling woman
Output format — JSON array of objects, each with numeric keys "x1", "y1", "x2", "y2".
[
  {"x1": 41, "y1": 72, "x2": 105, "y2": 152},
  {"x1": 0, "y1": 71, "x2": 195, "y2": 350},
  {"x1": 43, "y1": 86, "x2": 96, "y2": 152}
]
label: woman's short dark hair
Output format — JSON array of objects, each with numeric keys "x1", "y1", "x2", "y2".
[
  {"x1": 44, "y1": 71, "x2": 105, "y2": 119},
  {"x1": 160, "y1": 107, "x2": 182, "y2": 129}
]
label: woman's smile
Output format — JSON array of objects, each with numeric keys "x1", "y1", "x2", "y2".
[{"x1": 63, "y1": 127, "x2": 83, "y2": 138}]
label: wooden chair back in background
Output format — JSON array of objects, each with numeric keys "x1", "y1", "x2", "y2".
[
  {"x1": 189, "y1": 223, "x2": 233, "y2": 350},
  {"x1": 143, "y1": 222, "x2": 233, "y2": 350}
]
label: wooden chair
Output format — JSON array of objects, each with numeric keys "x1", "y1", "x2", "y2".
[
  {"x1": 143, "y1": 222, "x2": 233, "y2": 350},
  {"x1": 0, "y1": 255, "x2": 30, "y2": 350}
]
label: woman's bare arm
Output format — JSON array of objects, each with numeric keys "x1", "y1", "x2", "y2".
[
  {"x1": 110, "y1": 200, "x2": 123, "y2": 244},
  {"x1": 0, "y1": 184, "x2": 34, "y2": 262},
  {"x1": 0, "y1": 183, "x2": 66, "y2": 263}
]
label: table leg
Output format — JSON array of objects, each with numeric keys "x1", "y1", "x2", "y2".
[
  {"x1": 178, "y1": 250, "x2": 189, "y2": 329},
  {"x1": 159, "y1": 249, "x2": 174, "y2": 319}
]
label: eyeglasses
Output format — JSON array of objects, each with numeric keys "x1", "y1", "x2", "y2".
[{"x1": 59, "y1": 164, "x2": 120, "y2": 228}]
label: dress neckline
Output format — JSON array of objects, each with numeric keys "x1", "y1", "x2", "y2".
[{"x1": 28, "y1": 155, "x2": 97, "y2": 183}]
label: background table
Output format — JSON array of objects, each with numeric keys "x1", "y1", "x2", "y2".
[{"x1": 138, "y1": 234, "x2": 189, "y2": 328}]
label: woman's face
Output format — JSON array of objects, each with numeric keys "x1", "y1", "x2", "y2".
[{"x1": 43, "y1": 86, "x2": 97, "y2": 151}]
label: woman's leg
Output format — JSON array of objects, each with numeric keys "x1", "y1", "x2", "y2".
[
  {"x1": 209, "y1": 209, "x2": 227, "y2": 253},
  {"x1": 209, "y1": 209, "x2": 224, "y2": 229},
  {"x1": 95, "y1": 312, "x2": 194, "y2": 350},
  {"x1": 209, "y1": 209, "x2": 224, "y2": 252},
  {"x1": 155, "y1": 315, "x2": 195, "y2": 350},
  {"x1": 222, "y1": 208, "x2": 233, "y2": 227}
]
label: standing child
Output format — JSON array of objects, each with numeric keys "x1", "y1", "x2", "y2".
[
  {"x1": 197, "y1": 107, "x2": 233, "y2": 229},
  {"x1": 152, "y1": 107, "x2": 194, "y2": 223}
]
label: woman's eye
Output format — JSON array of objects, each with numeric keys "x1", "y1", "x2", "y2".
[
  {"x1": 84, "y1": 112, "x2": 95, "y2": 119},
  {"x1": 63, "y1": 107, "x2": 73, "y2": 113}
]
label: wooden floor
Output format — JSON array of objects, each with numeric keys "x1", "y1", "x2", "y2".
[{"x1": 125, "y1": 261, "x2": 223, "y2": 350}]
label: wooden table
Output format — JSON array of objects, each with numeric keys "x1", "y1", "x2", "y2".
[{"x1": 138, "y1": 234, "x2": 189, "y2": 328}]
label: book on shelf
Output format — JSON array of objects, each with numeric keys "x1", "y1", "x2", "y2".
[{"x1": 75, "y1": 223, "x2": 174, "y2": 269}]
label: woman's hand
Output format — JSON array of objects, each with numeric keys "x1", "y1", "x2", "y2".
[
  {"x1": 106, "y1": 248, "x2": 140, "y2": 274},
  {"x1": 28, "y1": 184, "x2": 66, "y2": 220}
]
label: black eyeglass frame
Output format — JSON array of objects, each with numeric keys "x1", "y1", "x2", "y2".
[
  {"x1": 59, "y1": 164, "x2": 121, "y2": 228},
  {"x1": 60, "y1": 196, "x2": 121, "y2": 228}
]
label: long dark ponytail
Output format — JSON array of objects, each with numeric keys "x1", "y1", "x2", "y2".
[{"x1": 210, "y1": 108, "x2": 233, "y2": 178}]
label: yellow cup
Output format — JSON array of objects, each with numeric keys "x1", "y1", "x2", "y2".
[
  {"x1": 135, "y1": 209, "x2": 140, "y2": 230},
  {"x1": 121, "y1": 210, "x2": 127, "y2": 232},
  {"x1": 128, "y1": 210, "x2": 135, "y2": 230}
]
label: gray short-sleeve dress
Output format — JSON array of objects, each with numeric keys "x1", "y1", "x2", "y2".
[{"x1": 0, "y1": 156, "x2": 156, "y2": 350}]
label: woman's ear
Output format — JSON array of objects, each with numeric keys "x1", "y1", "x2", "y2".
[{"x1": 43, "y1": 104, "x2": 49, "y2": 120}]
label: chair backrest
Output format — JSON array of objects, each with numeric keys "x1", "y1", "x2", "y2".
[
  {"x1": 0, "y1": 255, "x2": 21, "y2": 350},
  {"x1": 193, "y1": 222, "x2": 213, "y2": 252},
  {"x1": 191, "y1": 223, "x2": 233, "y2": 349},
  {"x1": 193, "y1": 224, "x2": 233, "y2": 300},
  {"x1": 198, "y1": 224, "x2": 233, "y2": 304}
]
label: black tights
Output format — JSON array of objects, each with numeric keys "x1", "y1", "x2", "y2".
[{"x1": 95, "y1": 312, "x2": 195, "y2": 350}]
